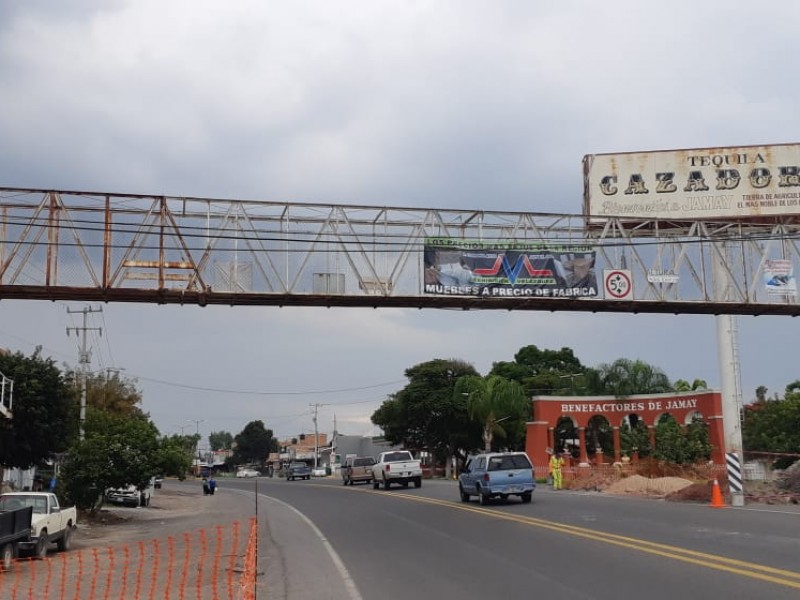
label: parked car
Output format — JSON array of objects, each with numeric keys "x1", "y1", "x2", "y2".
[
  {"x1": 341, "y1": 456, "x2": 375, "y2": 486},
  {"x1": 286, "y1": 462, "x2": 312, "y2": 481},
  {"x1": 106, "y1": 479, "x2": 154, "y2": 508},
  {"x1": 458, "y1": 452, "x2": 535, "y2": 505},
  {"x1": 154, "y1": 476, "x2": 163, "y2": 489},
  {"x1": 235, "y1": 468, "x2": 260, "y2": 478}
]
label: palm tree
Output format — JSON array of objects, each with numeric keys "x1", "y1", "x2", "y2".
[
  {"x1": 592, "y1": 358, "x2": 672, "y2": 398},
  {"x1": 673, "y1": 378, "x2": 708, "y2": 392},
  {"x1": 454, "y1": 374, "x2": 529, "y2": 452}
]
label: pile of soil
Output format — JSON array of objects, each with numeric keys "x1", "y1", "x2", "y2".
[
  {"x1": 605, "y1": 475, "x2": 694, "y2": 498},
  {"x1": 563, "y1": 457, "x2": 800, "y2": 504}
]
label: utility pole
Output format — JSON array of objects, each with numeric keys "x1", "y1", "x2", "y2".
[
  {"x1": 188, "y1": 419, "x2": 205, "y2": 472},
  {"x1": 66, "y1": 306, "x2": 102, "y2": 440},
  {"x1": 559, "y1": 373, "x2": 582, "y2": 395},
  {"x1": 309, "y1": 403, "x2": 328, "y2": 470}
]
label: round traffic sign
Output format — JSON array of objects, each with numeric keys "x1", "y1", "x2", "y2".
[{"x1": 604, "y1": 270, "x2": 632, "y2": 299}]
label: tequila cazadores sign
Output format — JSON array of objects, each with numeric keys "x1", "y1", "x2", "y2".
[{"x1": 584, "y1": 143, "x2": 800, "y2": 222}]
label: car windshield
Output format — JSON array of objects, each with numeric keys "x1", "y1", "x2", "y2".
[
  {"x1": 354, "y1": 458, "x2": 374, "y2": 467},
  {"x1": 487, "y1": 455, "x2": 532, "y2": 471},
  {"x1": 0, "y1": 495, "x2": 46, "y2": 514},
  {"x1": 384, "y1": 452, "x2": 412, "y2": 462}
]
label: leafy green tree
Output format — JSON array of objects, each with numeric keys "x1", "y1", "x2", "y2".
[
  {"x1": 684, "y1": 417, "x2": 713, "y2": 462},
  {"x1": 371, "y1": 359, "x2": 481, "y2": 471},
  {"x1": 60, "y1": 411, "x2": 162, "y2": 514},
  {"x1": 585, "y1": 358, "x2": 672, "y2": 397},
  {"x1": 454, "y1": 374, "x2": 530, "y2": 452},
  {"x1": 490, "y1": 345, "x2": 588, "y2": 396},
  {"x1": 209, "y1": 431, "x2": 233, "y2": 451},
  {"x1": 755, "y1": 385, "x2": 768, "y2": 402},
  {"x1": 653, "y1": 415, "x2": 687, "y2": 463},
  {"x1": 82, "y1": 370, "x2": 144, "y2": 418},
  {"x1": 742, "y1": 387, "x2": 800, "y2": 469},
  {"x1": 619, "y1": 421, "x2": 652, "y2": 458},
  {"x1": 0, "y1": 348, "x2": 77, "y2": 468},
  {"x1": 652, "y1": 414, "x2": 711, "y2": 464},
  {"x1": 156, "y1": 434, "x2": 194, "y2": 479},
  {"x1": 232, "y1": 421, "x2": 278, "y2": 466}
]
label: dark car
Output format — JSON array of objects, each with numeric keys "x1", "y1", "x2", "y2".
[{"x1": 287, "y1": 462, "x2": 312, "y2": 481}]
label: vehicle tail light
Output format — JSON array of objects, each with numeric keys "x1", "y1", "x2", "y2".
[
  {"x1": 385, "y1": 464, "x2": 391, "y2": 472},
  {"x1": 483, "y1": 473, "x2": 490, "y2": 482}
]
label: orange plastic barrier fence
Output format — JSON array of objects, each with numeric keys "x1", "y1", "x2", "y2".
[{"x1": 1, "y1": 518, "x2": 258, "y2": 600}]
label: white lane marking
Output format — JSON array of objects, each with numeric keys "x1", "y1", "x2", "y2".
[{"x1": 230, "y1": 488, "x2": 364, "y2": 600}]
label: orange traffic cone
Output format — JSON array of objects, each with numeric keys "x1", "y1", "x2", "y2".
[{"x1": 709, "y1": 479, "x2": 725, "y2": 508}]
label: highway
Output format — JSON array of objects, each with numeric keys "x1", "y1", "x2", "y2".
[{"x1": 212, "y1": 476, "x2": 800, "y2": 600}]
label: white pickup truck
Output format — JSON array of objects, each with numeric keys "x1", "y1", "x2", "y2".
[
  {"x1": 0, "y1": 492, "x2": 77, "y2": 558},
  {"x1": 371, "y1": 450, "x2": 423, "y2": 489}
]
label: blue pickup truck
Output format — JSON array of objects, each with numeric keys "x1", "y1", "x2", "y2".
[
  {"x1": 286, "y1": 462, "x2": 312, "y2": 481},
  {"x1": 458, "y1": 452, "x2": 535, "y2": 505}
]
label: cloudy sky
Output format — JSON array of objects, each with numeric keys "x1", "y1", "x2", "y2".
[{"x1": 1, "y1": 1, "x2": 798, "y2": 445}]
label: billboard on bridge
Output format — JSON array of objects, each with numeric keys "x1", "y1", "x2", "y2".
[
  {"x1": 583, "y1": 143, "x2": 800, "y2": 223},
  {"x1": 423, "y1": 238, "x2": 598, "y2": 298}
]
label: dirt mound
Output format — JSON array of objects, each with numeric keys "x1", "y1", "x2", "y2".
[
  {"x1": 776, "y1": 460, "x2": 800, "y2": 494},
  {"x1": 605, "y1": 475, "x2": 693, "y2": 497}
]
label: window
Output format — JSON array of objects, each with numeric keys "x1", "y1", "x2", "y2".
[{"x1": 487, "y1": 454, "x2": 532, "y2": 471}]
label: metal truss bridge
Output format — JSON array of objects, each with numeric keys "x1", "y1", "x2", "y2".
[{"x1": 1, "y1": 187, "x2": 800, "y2": 316}]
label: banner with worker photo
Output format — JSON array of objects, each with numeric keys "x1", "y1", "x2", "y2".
[{"x1": 423, "y1": 238, "x2": 598, "y2": 298}]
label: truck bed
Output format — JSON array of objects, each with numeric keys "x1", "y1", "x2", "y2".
[{"x1": 0, "y1": 506, "x2": 33, "y2": 545}]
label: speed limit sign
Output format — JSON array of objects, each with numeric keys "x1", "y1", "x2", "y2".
[{"x1": 604, "y1": 269, "x2": 632, "y2": 300}]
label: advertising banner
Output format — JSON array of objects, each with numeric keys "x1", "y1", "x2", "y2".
[
  {"x1": 423, "y1": 238, "x2": 598, "y2": 298},
  {"x1": 763, "y1": 259, "x2": 797, "y2": 296},
  {"x1": 583, "y1": 143, "x2": 800, "y2": 223}
]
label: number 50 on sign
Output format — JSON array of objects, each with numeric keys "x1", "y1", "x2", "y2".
[{"x1": 603, "y1": 270, "x2": 633, "y2": 300}]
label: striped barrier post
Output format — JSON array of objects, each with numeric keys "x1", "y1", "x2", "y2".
[{"x1": 726, "y1": 451, "x2": 744, "y2": 506}]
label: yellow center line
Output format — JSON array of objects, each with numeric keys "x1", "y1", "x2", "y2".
[{"x1": 378, "y1": 490, "x2": 800, "y2": 590}]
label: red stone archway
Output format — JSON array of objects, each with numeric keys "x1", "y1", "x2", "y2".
[{"x1": 526, "y1": 391, "x2": 725, "y2": 470}]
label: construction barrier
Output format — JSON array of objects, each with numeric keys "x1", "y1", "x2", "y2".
[{"x1": 0, "y1": 517, "x2": 258, "y2": 600}]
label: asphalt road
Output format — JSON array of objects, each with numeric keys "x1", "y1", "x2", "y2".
[{"x1": 192, "y1": 476, "x2": 800, "y2": 600}]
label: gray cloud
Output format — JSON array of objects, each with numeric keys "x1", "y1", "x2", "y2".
[{"x1": 1, "y1": 1, "x2": 799, "y2": 439}]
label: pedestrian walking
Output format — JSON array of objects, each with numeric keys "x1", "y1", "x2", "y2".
[
  {"x1": 202, "y1": 477, "x2": 210, "y2": 495},
  {"x1": 208, "y1": 476, "x2": 216, "y2": 495}
]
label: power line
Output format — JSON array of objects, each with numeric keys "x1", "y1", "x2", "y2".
[
  {"x1": 132, "y1": 375, "x2": 406, "y2": 395},
  {"x1": 1, "y1": 212, "x2": 796, "y2": 253}
]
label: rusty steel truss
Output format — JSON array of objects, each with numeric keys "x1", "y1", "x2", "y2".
[{"x1": 1, "y1": 187, "x2": 800, "y2": 315}]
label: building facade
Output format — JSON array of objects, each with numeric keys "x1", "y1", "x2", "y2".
[{"x1": 525, "y1": 391, "x2": 725, "y2": 469}]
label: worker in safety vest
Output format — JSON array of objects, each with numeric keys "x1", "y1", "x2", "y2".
[{"x1": 548, "y1": 449, "x2": 565, "y2": 490}]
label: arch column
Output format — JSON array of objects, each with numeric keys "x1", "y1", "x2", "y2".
[
  {"x1": 578, "y1": 427, "x2": 589, "y2": 465},
  {"x1": 648, "y1": 425, "x2": 656, "y2": 453},
  {"x1": 612, "y1": 426, "x2": 621, "y2": 462}
]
